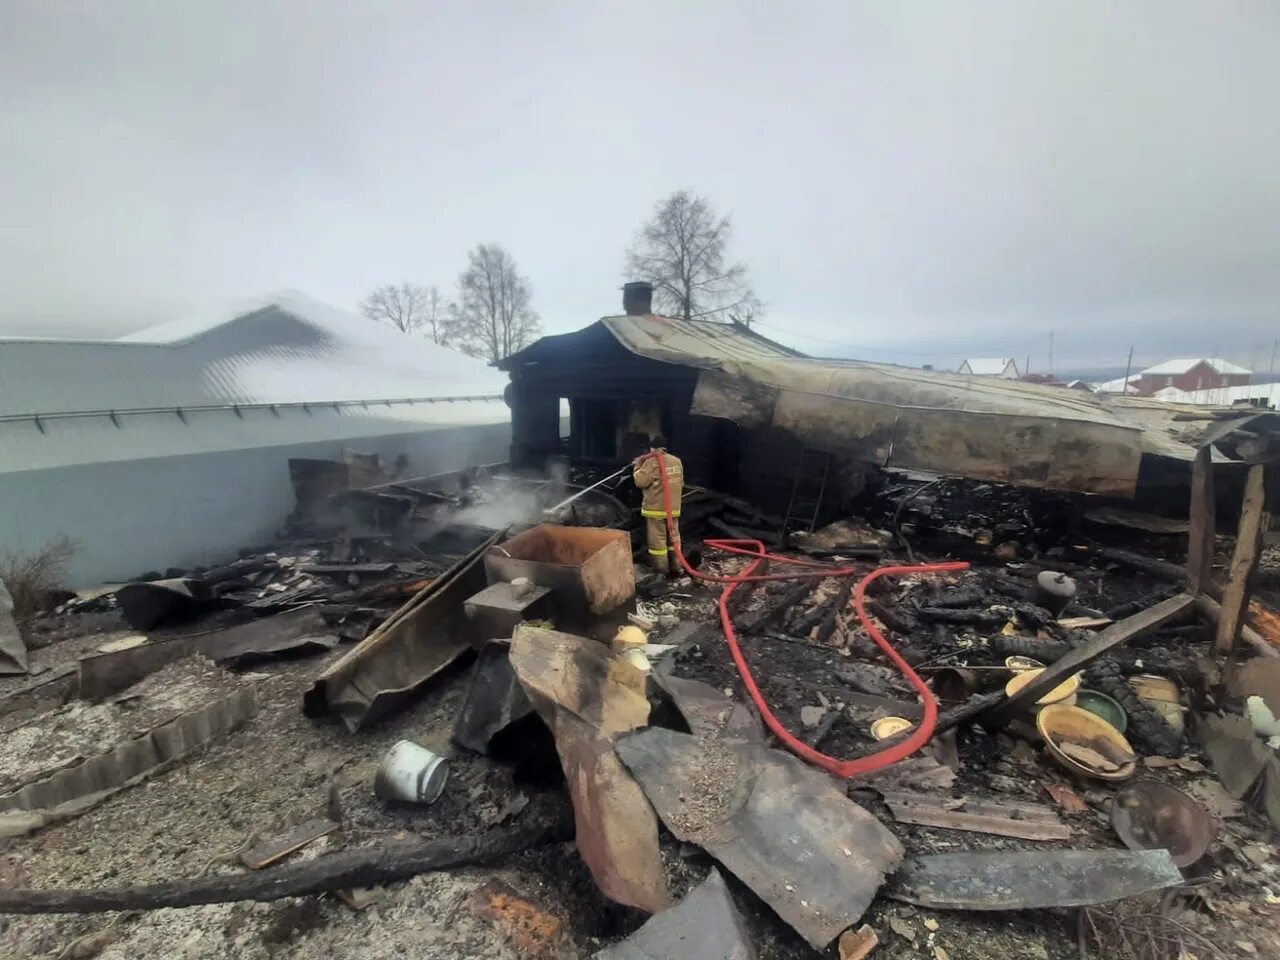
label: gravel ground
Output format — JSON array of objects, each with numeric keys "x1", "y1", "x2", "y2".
[{"x1": 0, "y1": 633, "x2": 587, "y2": 960}]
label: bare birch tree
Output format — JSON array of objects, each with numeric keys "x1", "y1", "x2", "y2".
[
  {"x1": 624, "y1": 190, "x2": 759, "y2": 323},
  {"x1": 421, "y1": 285, "x2": 453, "y2": 345},
  {"x1": 451, "y1": 244, "x2": 541, "y2": 362}
]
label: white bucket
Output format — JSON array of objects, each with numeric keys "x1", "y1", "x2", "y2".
[{"x1": 374, "y1": 740, "x2": 450, "y2": 804}]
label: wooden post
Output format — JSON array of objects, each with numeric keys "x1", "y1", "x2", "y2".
[
  {"x1": 1186, "y1": 446, "x2": 1216, "y2": 593},
  {"x1": 1215, "y1": 464, "x2": 1271, "y2": 653}
]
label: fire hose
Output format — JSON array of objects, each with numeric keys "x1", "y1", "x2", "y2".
[{"x1": 646, "y1": 449, "x2": 969, "y2": 778}]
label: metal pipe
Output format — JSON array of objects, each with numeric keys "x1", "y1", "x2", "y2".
[{"x1": 542, "y1": 464, "x2": 632, "y2": 515}]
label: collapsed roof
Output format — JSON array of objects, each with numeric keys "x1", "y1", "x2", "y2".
[{"x1": 505, "y1": 314, "x2": 1261, "y2": 498}]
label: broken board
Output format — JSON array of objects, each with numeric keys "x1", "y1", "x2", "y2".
[
  {"x1": 887, "y1": 849, "x2": 1182, "y2": 910},
  {"x1": 878, "y1": 791, "x2": 1071, "y2": 841},
  {"x1": 240, "y1": 819, "x2": 339, "y2": 870}
]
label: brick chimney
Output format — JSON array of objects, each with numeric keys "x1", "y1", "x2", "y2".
[{"x1": 622, "y1": 281, "x2": 653, "y2": 316}]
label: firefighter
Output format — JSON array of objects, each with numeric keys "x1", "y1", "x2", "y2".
[{"x1": 633, "y1": 434, "x2": 683, "y2": 575}]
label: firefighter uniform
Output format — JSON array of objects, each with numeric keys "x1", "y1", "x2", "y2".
[{"x1": 633, "y1": 450, "x2": 684, "y2": 574}]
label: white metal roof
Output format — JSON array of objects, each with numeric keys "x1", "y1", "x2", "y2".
[
  {"x1": 1138, "y1": 357, "x2": 1250, "y2": 376},
  {"x1": 1092, "y1": 375, "x2": 1139, "y2": 394},
  {"x1": 0, "y1": 293, "x2": 510, "y2": 473},
  {"x1": 958, "y1": 357, "x2": 1016, "y2": 375},
  {"x1": 1154, "y1": 381, "x2": 1280, "y2": 407}
]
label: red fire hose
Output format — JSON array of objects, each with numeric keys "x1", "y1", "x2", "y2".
[{"x1": 646, "y1": 450, "x2": 968, "y2": 778}]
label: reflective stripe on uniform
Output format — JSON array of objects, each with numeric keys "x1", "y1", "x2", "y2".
[
  {"x1": 640, "y1": 509, "x2": 681, "y2": 518},
  {"x1": 647, "y1": 547, "x2": 671, "y2": 555}
]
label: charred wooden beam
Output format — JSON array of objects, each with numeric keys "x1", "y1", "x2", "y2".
[
  {"x1": 1186, "y1": 446, "x2": 1216, "y2": 593},
  {"x1": 0, "y1": 816, "x2": 573, "y2": 914},
  {"x1": 1216, "y1": 464, "x2": 1271, "y2": 653},
  {"x1": 815, "y1": 578, "x2": 855, "y2": 644},
  {"x1": 736, "y1": 581, "x2": 811, "y2": 635},
  {"x1": 987, "y1": 593, "x2": 1195, "y2": 725}
]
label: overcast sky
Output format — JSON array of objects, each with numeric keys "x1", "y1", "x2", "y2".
[{"x1": 2, "y1": 2, "x2": 1278, "y2": 373}]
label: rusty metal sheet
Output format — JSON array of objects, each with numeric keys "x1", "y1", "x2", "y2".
[
  {"x1": 485, "y1": 525, "x2": 635, "y2": 626},
  {"x1": 652, "y1": 673, "x2": 762, "y2": 742},
  {"x1": 615, "y1": 727, "x2": 903, "y2": 949},
  {"x1": 594, "y1": 869, "x2": 755, "y2": 960},
  {"x1": 304, "y1": 530, "x2": 500, "y2": 731},
  {"x1": 510, "y1": 624, "x2": 669, "y2": 914},
  {"x1": 887, "y1": 849, "x2": 1182, "y2": 910}
]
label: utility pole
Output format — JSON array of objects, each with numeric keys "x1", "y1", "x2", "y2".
[
  {"x1": 1048, "y1": 331, "x2": 1054, "y2": 377},
  {"x1": 1024, "y1": 353, "x2": 1031, "y2": 378},
  {"x1": 1123, "y1": 346, "x2": 1134, "y2": 395},
  {"x1": 1270, "y1": 338, "x2": 1277, "y2": 375}
]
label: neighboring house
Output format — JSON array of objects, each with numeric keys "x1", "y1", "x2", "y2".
[
  {"x1": 1065, "y1": 380, "x2": 1094, "y2": 391},
  {"x1": 0, "y1": 293, "x2": 511, "y2": 583},
  {"x1": 1154, "y1": 382, "x2": 1279, "y2": 409},
  {"x1": 1132, "y1": 358, "x2": 1250, "y2": 397},
  {"x1": 957, "y1": 357, "x2": 1020, "y2": 378}
]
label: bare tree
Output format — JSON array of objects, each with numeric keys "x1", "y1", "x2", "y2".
[
  {"x1": 625, "y1": 190, "x2": 759, "y2": 323},
  {"x1": 421, "y1": 285, "x2": 453, "y2": 345},
  {"x1": 360, "y1": 282, "x2": 432, "y2": 336},
  {"x1": 450, "y1": 244, "x2": 541, "y2": 362}
]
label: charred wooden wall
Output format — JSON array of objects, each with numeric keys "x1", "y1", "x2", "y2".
[{"x1": 503, "y1": 328, "x2": 865, "y2": 517}]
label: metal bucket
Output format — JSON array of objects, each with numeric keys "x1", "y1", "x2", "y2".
[{"x1": 374, "y1": 740, "x2": 450, "y2": 804}]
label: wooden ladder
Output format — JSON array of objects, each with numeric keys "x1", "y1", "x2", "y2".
[{"x1": 783, "y1": 447, "x2": 832, "y2": 535}]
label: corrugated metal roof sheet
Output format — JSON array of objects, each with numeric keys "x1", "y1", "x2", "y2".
[
  {"x1": 600, "y1": 314, "x2": 800, "y2": 367},
  {"x1": 1154, "y1": 381, "x2": 1280, "y2": 406},
  {"x1": 0, "y1": 293, "x2": 510, "y2": 473}
]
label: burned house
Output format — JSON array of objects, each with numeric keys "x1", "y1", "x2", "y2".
[
  {"x1": 502, "y1": 284, "x2": 1262, "y2": 524},
  {"x1": 501, "y1": 283, "x2": 833, "y2": 517}
]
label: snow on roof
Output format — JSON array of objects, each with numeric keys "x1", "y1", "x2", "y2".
[
  {"x1": 1138, "y1": 357, "x2": 1251, "y2": 376},
  {"x1": 0, "y1": 293, "x2": 510, "y2": 473},
  {"x1": 958, "y1": 358, "x2": 1015, "y2": 375},
  {"x1": 1092, "y1": 375, "x2": 1139, "y2": 394},
  {"x1": 0, "y1": 292, "x2": 508, "y2": 417}
]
